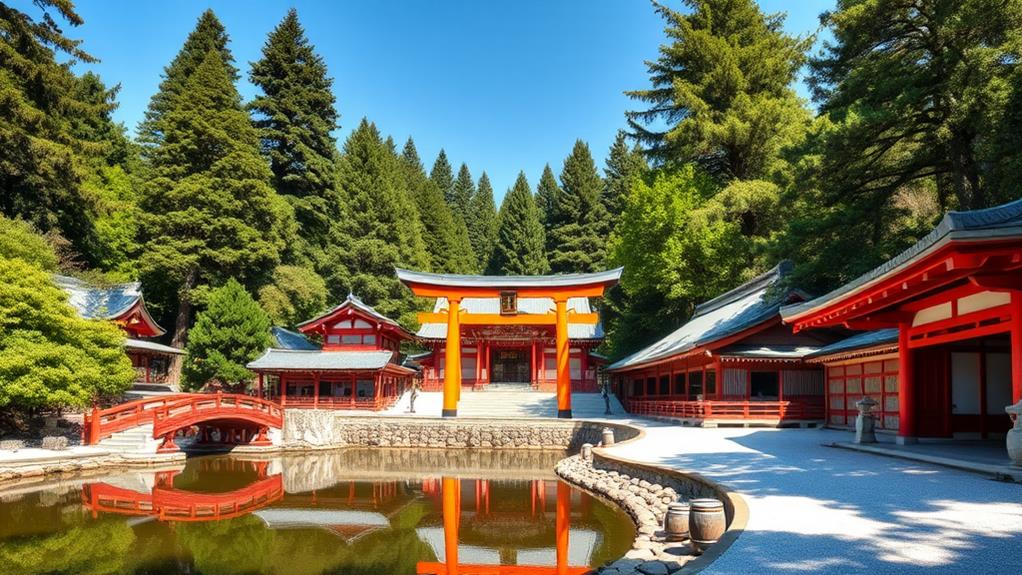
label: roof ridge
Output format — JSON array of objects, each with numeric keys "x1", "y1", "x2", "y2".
[{"x1": 692, "y1": 261, "x2": 792, "y2": 318}]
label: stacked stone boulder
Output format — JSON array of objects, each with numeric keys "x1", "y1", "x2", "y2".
[{"x1": 555, "y1": 455, "x2": 695, "y2": 574}]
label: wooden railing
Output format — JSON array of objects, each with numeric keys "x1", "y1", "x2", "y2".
[
  {"x1": 151, "y1": 393, "x2": 283, "y2": 439},
  {"x1": 82, "y1": 394, "x2": 204, "y2": 444},
  {"x1": 83, "y1": 393, "x2": 283, "y2": 445},
  {"x1": 82, "y1": 475, "x2": 283, "y2": 522},
  {"x1": 624, "y1": 398, "x2": 825, "y2": 421},
  {"x1": 278, "y1": 395, "x2": 401, "y2": 411}
]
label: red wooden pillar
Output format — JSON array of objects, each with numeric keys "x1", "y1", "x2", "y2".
[
  {"x1": 556, "y1": 481, "x2": 570, "y2": 575},
  {"x1": 374, "y1": 372, "x2": 382, "y2": 408},
  {"x1": 143, "y1": 354, "x2": 151, "y2": 384},
  {"x1": 1011, "y1": 291, "x2": 1022, "y2": 403},
  {"x1": 280, "y1": 374, "x2": 287, "y2": 407},
  {"x1": 581, "y1": 347, "x2": 589, "y2": 389},
  {"x1": 350, "y1": 373, "x2": 356, "y2": 408},
  {"x1": 530, "y1": 341, "x2": 537, "y2": 386},
  {"x1": 475, "y1": 344, "x2": 482, "y2": 388},
  {"x1": 257, "y1": 373, "x2": 264, "y2": 399},
  {"x1": 898, "y1": 322, "x2": 917, "y2": 443},
  {"x1": 313, "y1": 372, "x2": 320, "y2": 409},
  {"x1": 484, "y1": 342, "x2": 490, "y2": 385}
]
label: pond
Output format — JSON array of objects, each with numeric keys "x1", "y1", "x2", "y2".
[{"x1": 0, "y1": 449, "x2": 635, "y2": 575}]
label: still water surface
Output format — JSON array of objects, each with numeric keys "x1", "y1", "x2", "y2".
[{"x1": 0, "y1": 449, "x2": 634, "y2": 575}]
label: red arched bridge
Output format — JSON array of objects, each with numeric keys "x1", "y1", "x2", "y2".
[{"x1": 83, "y1": 392, "x2": 283, "y2": 452}]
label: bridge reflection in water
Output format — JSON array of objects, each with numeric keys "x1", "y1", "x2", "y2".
[{"x1": 65, "y1": 451, "x2": 631, "y2": 575}]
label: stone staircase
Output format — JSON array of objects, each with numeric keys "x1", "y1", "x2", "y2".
[
  {"x1": 456, "y1": 391, "x2": 624, "y2": 419},
  {"x1": 97, "y1": 423, "x2": 161, "y2": 453}
]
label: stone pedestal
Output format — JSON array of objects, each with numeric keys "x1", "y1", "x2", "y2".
[
  {"x1": 1006, "y1": 401, "x2": 1022, "y2": 466},
  {"x1": 581, "y1": 443, "x2": 593, "y2": 462},
  {"x1": 855, "y1": 397, "x2": 878, "y2": 444}
]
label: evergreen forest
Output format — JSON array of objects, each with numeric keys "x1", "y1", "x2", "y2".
[{"x1": 2, "y1": 0, "x2": 1022, "y2": 409}]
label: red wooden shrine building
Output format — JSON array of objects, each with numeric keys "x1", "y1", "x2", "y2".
[
  {"x1": 57, "y1": 274, "x2": 183, "y2": 388},
  {"x1": 608, "y1": 262, "x2": 841, "y2": 425},
  {"x1": 782, "y1": 198, "x2": 1022, "y2": 444},
  {"x1": 247, "y1": 294, "x2": 416, "y2": 410},
  {"x1": 397, "y1": 268, "x2": 622, "y2": 418}
]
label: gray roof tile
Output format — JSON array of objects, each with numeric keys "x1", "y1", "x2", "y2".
[
  {"x1": 247, "y1": 349, "x2": 397, "y2": 371},
  {"x1": 805, "y1": 329, "x2": 899, "y2": 359}
]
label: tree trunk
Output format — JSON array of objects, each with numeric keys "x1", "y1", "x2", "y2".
[{"x1": 168, "y1": 268, "x2": 198, "y2": 389}]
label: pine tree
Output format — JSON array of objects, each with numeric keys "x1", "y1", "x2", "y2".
[
  {"x1": 467, "y1": 172, "x2": 499, "y2": 270},
  {"x1": 626, "y1": 0, "x2": 810, "y2": 180},
  {"x1": 489, "y1": 172, "x2": 549, "y2": 275},
  {"x1": 249, "y1": 8, "x2": 340, "y2": 257},
  {"x1": 453, "y1": 163, "x2": 475, "y2": 214},
  {"x1": 139, "y1": 10, "x2": 236, "y2": 147},
  {"x1": 603, "y1": 130, "x2": 647, "y2": 226},
  {"x1": 0, "y1": 1, "x2": 110, "y2": 262},
  {"x1": 139, "y1": 49, "x2": 295, "y2": 354},
  {"x1": 535, "y1": 164, "x2": 560, "y2": 234},
  {"x1": 400, "y1": 138, "x2": 475, "y2": 273},
  {"x1": 323, "y1": 119, "x2": 429, "y2": 324},
  {"x1": 182, "y1": 279, "x2": 272, "y2": 391},
  {"x1": 548, "y1": 140, "x2": 612, "y2": 273},
  {"x1": 430, "y1": 149, "x2": 456, "y2": 205}
]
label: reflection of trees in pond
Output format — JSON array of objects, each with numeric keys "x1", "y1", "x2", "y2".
[
  {"x1": 0, "y1": 516, "x2": 134, "y2": 575},
  {"x1": 177, "y1": 515, "x2": 274, "y2": 575},
  {"x1": 588, "y1": 496, "x2": 637, "y2": 568}
]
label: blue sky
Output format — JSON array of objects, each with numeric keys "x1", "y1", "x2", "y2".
[{"x1": 62, "y1": 0, "x2": 833, "y2": 200}]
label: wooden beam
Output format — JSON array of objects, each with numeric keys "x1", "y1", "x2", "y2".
[
  {"x1": 417, "y1": 312, "x2": 600, "y2": 325},
  {"x1": 969, "y1": 272, "x2": 1022, "y2": 292}
]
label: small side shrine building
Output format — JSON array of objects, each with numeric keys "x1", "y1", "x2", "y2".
[
  {"x1": 782, "y1": 199, "x2": 1022, "y2": 444},
  {"x1": 247, "y1": 294, "x2": 416, "y2": 410},
  {"x1": 396, "y1": 268, "x2": 622, "y2": 418},
  {"x1": 56, "y1": 275, "x2": 182, "y2": 387},
  {"x1": 607, "y1": 262, "x2": 841, "y2": 425}
]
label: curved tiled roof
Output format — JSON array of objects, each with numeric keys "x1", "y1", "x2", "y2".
[
  {"x1": 782, "y1": 198, "x2": 1022, "y2": 321},
  {"x1": 55, "y1": 274, "x2": 166, "y2": 336},
  {"x1": 608, "y1": 262, "x2": 800, "y2": 371},
  {"x1": 396, "y1": 267, "x2": 623, "y2": 289},
  {"x1": 270, "y1": 327, "x2": 320, "y2": 350},
  {"x1": 805, "y1": 329, "x2": 899, "y2": 360}
]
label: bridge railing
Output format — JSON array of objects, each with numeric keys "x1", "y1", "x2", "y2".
[
  {"x1": 82, "y1": 394, "x2": 205, "y2": 444},
  {"x1": 83, "y1": 393, "x2": 283, "y2": 445},
  {"x1": 150, "y1": 392, "x2": 283, "y2": 440}
]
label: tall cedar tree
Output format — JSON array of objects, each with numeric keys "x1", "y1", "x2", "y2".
[
  {"x1": 467, "y1": 172, "x2": 499, "y2": 270},
  {"x1": 604, "y1": 130, "x2": 648, "y2": 225},
  {"x1": 400, "y1": 138, "x2": 475, "y2": 273},
  {"x1": 489, "y1": 172, "x2": 549, "y2": 275},
  {"x1": 626, "y1": 0, "x2": 810, "y2": 180},
  {"x1": 183, "y1": 279, "x2": 272, "y2": 391},
  {"x1": 249, "y1": 9, "x2": 341, "y2": 258},
  {"x1": 0, "y1": 1, "x2": 118, "y2": 263},
  {"x1": 452, "y1": 163, "x2": 475, "y2": 214},
  {"x1": 430, "y1": 150, "x2": 475, "y2": 270},
  {"x1": 535, "y1": 164, "x2": 560, "y2": 234},
  {"x1": 139, "y1": 50, "x2": 294, "y2": 354},
  {"x1": 138, "y1": 10, "x2": 236, "y2": 147},
  {"x1": 325, "y1": 119, "x2": 428, "y2": 324},
  {"x1": 810, "y1": 0, "x2": 1022, "y2": 212},
  {"x1": 547, "y1": 140, "x2": 612, "y2": 273}
]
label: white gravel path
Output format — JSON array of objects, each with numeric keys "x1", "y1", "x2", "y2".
[{"x1": 606, "y1": 422, "x2": 1022, "y2": 574}]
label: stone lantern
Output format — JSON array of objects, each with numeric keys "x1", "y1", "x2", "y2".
[
  {"x1": 855, "y1": 397, "x2": 879, "y2": 444},
  {"x1": 1006, "y1": 400, "x2": 1022, "y2": 466}
]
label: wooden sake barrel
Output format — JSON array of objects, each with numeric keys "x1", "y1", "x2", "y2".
[
  {"x1": 664, "y1": 502, "x2": 690, "y2": 541},
  {"x1": 688, "y1": 498, "x2": 725, "y2": 553}
]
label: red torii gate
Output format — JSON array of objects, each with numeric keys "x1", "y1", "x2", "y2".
[{"x1": 397, "y1": 268, "x2": 621, "y2": 418}]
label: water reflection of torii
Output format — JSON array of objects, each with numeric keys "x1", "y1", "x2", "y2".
[
  {"x1": 416, "y1": 477, "x2": 589, "y2": 575},
  {"x1": 81, "y1": 462, "x2": 283, "y2": 522}
]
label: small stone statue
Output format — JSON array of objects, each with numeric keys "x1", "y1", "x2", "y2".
[
  {"x1": 601, "y1": 379, "x2": 612, "y2": 415},
  {"x1": 1006, "y1": 400, "x2": 1022, "y2": 466},
  {"x1": 855, "y1": 397, "x2": 879, "y2": 444},
  {"x1": 408, "y1": 379, "x2": 420, "y2": 414}
]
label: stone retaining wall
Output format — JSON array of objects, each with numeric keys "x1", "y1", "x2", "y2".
[
  {"x1": 555, "y1": 448, "x2": 741, "y2": 575},
  {"x1": 282, "y1": 411, "x2": 640, "y2": 450}
]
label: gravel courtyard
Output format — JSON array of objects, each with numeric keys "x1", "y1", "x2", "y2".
[{"x1": 607, "y1": 423, "x2": 1022, "y2": 574}]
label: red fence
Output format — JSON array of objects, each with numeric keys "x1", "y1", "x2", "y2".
[
  {"x1": 82, "y1": 394, "x2": 205, "y2": 444},
  {"x1": 624, "y1": 398, "x2": 825, "y2": 421},
  {"x1": 279, "y1": 395, "x2": 401, "y2": 411}
]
